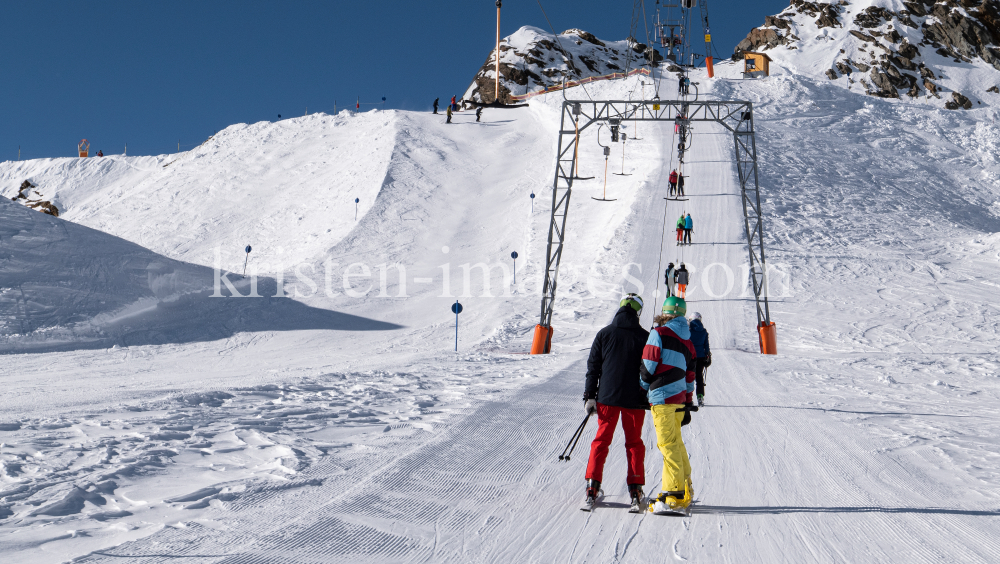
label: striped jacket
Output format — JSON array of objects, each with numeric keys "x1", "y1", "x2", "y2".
[{"x1": 639, "y1": 316, "x2": 696, "y2": 405}]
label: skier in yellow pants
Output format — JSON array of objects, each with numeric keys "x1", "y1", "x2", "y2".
[
  {"x1": 652, "y1": 403, "x2": 692, "y2": 502},
  {"x1": 640, "y1": 296, "x2": 697, "y2": 513}
]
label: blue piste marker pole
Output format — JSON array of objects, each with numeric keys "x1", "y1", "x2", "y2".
[
  {"x1": 530, "y1": 192, "x2": 535, "y2": 213},
  {"x1": 452, "y1": 300, "x2": 463, "y2": 351},
  {"x1": 355, "y1": 197, "x2": 360, "y2": 220},
  {"x1": 511, "y1": 251, "x2": 518, "y2": 285},
  {"x1": 243, "y1": 245, "x2": 252, "y2": 277}
]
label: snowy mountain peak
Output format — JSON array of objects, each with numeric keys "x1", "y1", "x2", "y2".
[
  {"x1": 462, "y1": 26, "x2": 661, "y2": 104},
  {"x1": 736, "y1": 0, "x2": 1000, "y2": 107}
]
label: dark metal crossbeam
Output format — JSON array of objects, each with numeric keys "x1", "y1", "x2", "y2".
[{"x1": 539, "y1": 99, "x2": 772, "y2": 332}]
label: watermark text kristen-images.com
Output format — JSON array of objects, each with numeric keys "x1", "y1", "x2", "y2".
[{"x1": 211, "y1": 249, "x2": 792, "y2": 301}]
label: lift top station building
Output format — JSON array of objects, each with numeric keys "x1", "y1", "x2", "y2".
[{"x1": 743, "y1": 51, "x2": 772, "y2": 78}]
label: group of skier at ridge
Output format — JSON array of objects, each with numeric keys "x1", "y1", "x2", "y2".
[{"x1": 433, "y1": 96, "x2": 483, "y2": 123}]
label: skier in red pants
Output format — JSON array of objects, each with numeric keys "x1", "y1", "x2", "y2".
[{"x1": 582, "y1": 293, "x2": 650, "y2": 512}]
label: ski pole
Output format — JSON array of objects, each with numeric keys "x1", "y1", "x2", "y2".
[
  {"x1": 563, "y1": 411, "x2": 593, "y2": 461},
  {"x1": 558, "y1": 412, "x2": 591, "y2": 461},
  {"x1": 558, "y1": 413, "x2": 588, "y2": 460},
  {"x1": 564, "y1": 416, "x2": 591, "y2": 460}
]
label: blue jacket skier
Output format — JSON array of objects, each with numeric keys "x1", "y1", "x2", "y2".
[{"x1": 688, "y1": 312, "x2": 711, "y2": 406}]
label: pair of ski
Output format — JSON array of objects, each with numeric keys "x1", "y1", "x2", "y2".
[
  {"x1": 580, "y1": 489, "x2": 643, "y2": 513},
  {"x1": 581, "y1": 491, "x2": 691, "y2": 516}
]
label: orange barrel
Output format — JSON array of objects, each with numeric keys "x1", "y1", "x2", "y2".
[
  {"x1": 758, "y1": 321, "x2": 777, "y2": 355},
  {"x1": 530, "y1": 324, "x2": 553, "y2": 355}
]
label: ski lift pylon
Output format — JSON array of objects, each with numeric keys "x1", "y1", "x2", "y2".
[{"x1": 470, "y1": 0, "x2": 529, "y2": 109}]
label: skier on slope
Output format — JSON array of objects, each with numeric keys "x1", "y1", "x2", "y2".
[
  {"x1": 451, "y1": 95, "x2": 458, "y2": 112},
  {"x1": 684, "y1": 213, "x2": 693, "y2": 245},
  {"x1": 476, "y1": 106, "x2": 483, "y2": 122},
  {"x1": 689, "y1": 312, "x2": 712, "y2": 408},
  {"x1": 640, "y1": 296, "x2": 697, "y2": 514},
  {"x1": 675, "y1": 214, "x2": 685, "y2": 245},
  {"x1": 668, "y1": 169, "x2": 678, "y2": 196},
  {"x1": 433, "y1": 98, "x2": 440, "y2": 114},
  {"x1": 664, "y1": 262, "x2": 676, "y2": 298},
  {"x1": 582, "y1": 293, "x2": 650, "y2": 512},
  {"x1": 446, "y1": 104, "x2": 453, "y2": 124},
  {"x1": 675, "y1": 263, "x2": 690, "y2": 298}
]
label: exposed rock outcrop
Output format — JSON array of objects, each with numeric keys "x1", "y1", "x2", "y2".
[
  {"x1": 870, "y1": 69, "x2": 900, "y2": 97},
  {"x1": 11, "y1": 180, "x2": 59, "y2": 217},
  {"x1": 735, "y1": 1, "x2": 1000, "y2": 109},
  {"x1": 765, "y1": 16, "x2": 792, "y2": 29},
  {"x1": 922, "y1": 2, "x2": 1000, "y2": 69},
  {"x1": 463, "y1": 26, "x2": 661, "y2": 104},
  {"x1": 735, "y1": 28, "x2": 786, "y2": 52},
  {"x1": 945, "y1": 91, "x2": 974, "y2": 109},
  {"x1": 790, "y1": 1, "x2": 842, "y2": 28}
]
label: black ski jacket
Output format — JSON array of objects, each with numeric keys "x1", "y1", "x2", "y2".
[
  {"x1": 584, "y1": 306, "x2": 651, "y2": 410},
  {"x1": 675, "y1": 267, "x2": 689, "y2": 285}
]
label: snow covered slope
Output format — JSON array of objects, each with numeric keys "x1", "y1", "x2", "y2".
[
  {"x1": 462, "y1": 25, "x2": 661, "y2": 103},
  {"x1": 1, "y1": 111, "x2": 396, "y2": 269},
  {"x1": 0, "y1": 196, "x2": 398, "y2": 353},
  {"x1": 0, "y1": 196, "x2": 203, "y2": 349},
  {"x1": 735, "y1": 0, "x2": 1000, "y2": 108},
  {"x1": 3, "y1": 59, "x2": 1000, "y2": 563}
]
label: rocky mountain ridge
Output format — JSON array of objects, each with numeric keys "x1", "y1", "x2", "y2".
[
  {"x1": 462, "y1": 26, "x2": 662, "y2": 104},
  {"x1": 735, "y1": 0, "x2": 1000, "y2": 107}
]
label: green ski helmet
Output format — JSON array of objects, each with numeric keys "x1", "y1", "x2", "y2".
[
  {"x1": 619, "y1": 293, "x2": 644, "y2": 314},
  {"x1": 661, "y1": 296, "x2": 687, "y2": 316}
]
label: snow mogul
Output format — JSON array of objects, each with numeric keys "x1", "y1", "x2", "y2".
[
  {"x1": 640, "y1": 296, "x2": 697, "y2": 514},
  {"x1": 582, "y1": 293, "x2": 650, "y2": 513}
]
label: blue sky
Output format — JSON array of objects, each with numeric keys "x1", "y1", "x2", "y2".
[{"x1": 1, "y1": 1, "x2": 787, "y2": 160}]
